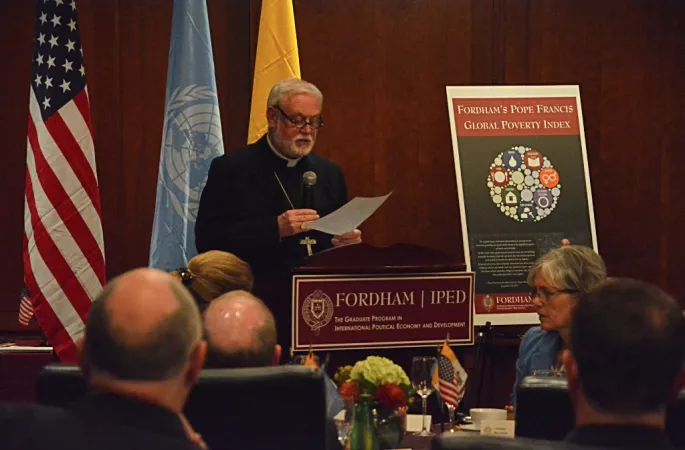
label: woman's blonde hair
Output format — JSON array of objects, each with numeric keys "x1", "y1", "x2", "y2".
[
  {"x1": 170, "y1": 251, "x2": 254, "y2": 308},
  {"x1": 527, "y1": 245, "x2": 607, "y2": 294}
]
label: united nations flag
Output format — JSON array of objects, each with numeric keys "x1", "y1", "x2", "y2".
[{"x1": 149, "y1": 0, "x2": 224, "y2": 271}]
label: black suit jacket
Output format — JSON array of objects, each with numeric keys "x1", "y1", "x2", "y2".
[
  {"x1": 0, "y1": 393, "x2": 200, "y2": 450},
  {"x1": 566, "y1": 425, "x2": 674, "y2": 449},
  {"x1": 195, "y1": 135, "x2": 348, "y2": 283}
]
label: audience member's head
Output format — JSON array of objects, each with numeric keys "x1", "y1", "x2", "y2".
[
  {"x1": 528, "y1": 245, "x2": 607, "y2": 337},
  {"x1": 203, "y1": 290, "x2": 281, "y2": 368},
  {"x1": 81, "y1": 268, "x2": 207, "y2": 413},
  {"x1": 170, "y1": 250, "x2": 254, "y2": 312},
  {"x1": 563, "y1": 278, "x2": 685, "y2": 428}
]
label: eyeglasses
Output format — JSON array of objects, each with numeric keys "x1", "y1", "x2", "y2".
[
  {"x1": 530, "y1": 287, "x2": 580, "y2": 303},
  {"x1": 274, "y1": 105, "x2": 324, "y2": 130}
]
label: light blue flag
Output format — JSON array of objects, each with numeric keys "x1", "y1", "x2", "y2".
[
  {"x1": 149, "y1": 0, "x2": 224, "y2": 271},
  {"x1": 321, "y1": 363, "x2": 345, "y2": 419}
]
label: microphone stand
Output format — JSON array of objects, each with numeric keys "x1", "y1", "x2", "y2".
[{"x1": 465, "y1": 321, "x2": 492, "y2": 410}]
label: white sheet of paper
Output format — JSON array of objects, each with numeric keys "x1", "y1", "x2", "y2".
[
  {"x1": 480, "y1": 419, "x2": 515, "y2": 439},
  {"x1": 305, "y1": 192, "x2": 392, "y2": 236},
  {"x1": 405, "y1": 414, "x2": 431, "y2": 432}
]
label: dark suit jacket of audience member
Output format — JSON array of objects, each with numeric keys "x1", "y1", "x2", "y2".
[
  {"x1": 0, "y1": 392, "x2": 200, "y2": 450},
  {"x1": 566, "y1": 425, "x2": 674, "y2": 450}
]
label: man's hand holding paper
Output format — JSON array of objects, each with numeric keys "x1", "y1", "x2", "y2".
[{"x1": 332, "y1": 229, "x2": 362, "y2": 247}]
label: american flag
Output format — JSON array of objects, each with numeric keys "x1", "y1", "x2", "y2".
[
  {"x1": 18, "y1": 286, "x2": 34, "y2": 327},
  {"x1": 433, "y1": 341, "x2": 468, "y2": 408},
  {"x1": 23, "y1": 0, "x2": 105, "y2": 362},
  {"x1": 437, "y1": 355, "x2": 460, "y2": 407}
]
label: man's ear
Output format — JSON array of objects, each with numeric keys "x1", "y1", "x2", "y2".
[
  {"x1": 266, "y1": 107, "x2": 278, "y2": 127},
  {"x1": 186, "y1": 340, "x2": 207, "y2": 385},
  {"x1": 273, "y1": 344, "x2": 282, "y2": 367}
]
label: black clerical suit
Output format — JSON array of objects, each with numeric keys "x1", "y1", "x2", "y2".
[
  {"x1": 195, "y1": 135, "x2": 348, "y2": 347},
  {"x1": 0, "y1": 393, "x2": 200, "y2": 450}
]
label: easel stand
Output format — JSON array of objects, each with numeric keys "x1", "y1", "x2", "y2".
[{"x1": 464, "y1": 321, "x2": 493, "y2": 411}]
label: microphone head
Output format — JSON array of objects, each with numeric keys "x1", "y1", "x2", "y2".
[{"x1": 303, "y1": 171, "x2": 317, "y2": 187}]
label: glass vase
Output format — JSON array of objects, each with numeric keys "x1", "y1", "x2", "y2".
[{"x1": 350, "y1": 396, "x2": 379, "y2": 450}]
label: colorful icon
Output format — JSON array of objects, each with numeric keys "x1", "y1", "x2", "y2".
[
  {"x1": 534, "y1": 189, "x2": 553, "y2": 208},
  {"x1": 524, "y1": 150, "x2": 542, "y2": 169},
  {"x1": 503, "y1": 150, "x2": 522, "y2": 170},
  {"x1": 518, "y1": 202, "x2": 535, "y2": 222},
  {"x1": 503, "y1": 187, "x2": 519, "y2": 205},
  {"x1": 540, "y1": 167, "x2": 559, "y2": 188},
  {"x1": 490, "y1": 166, "x2": 509, "y2": 187}
]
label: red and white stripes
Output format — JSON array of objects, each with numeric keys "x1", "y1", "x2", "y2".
[{"x1": 23, "y1": 88, "x2": 105, "y2": 362}]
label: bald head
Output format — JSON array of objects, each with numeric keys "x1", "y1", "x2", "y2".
[
  {"x1": 203, "y1": 290, "x2": 279, "y2": 368},
  {"x1": 84, "y1": 268, "x2": 203, "y2": 381}
]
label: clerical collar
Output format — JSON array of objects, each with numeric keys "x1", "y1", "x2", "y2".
[{"x1": 266, "y1": 135, "x2": 301, "y2": 168}]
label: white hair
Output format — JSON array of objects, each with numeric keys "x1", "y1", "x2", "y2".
[
  {"x1": 528, "y1": 245, "x2": 607, "y2": 294},
  {"x1": 267, "y1": 78, "x2": 323, "y2": 108}
]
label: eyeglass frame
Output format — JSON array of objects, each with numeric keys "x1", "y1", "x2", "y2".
[
  {"x1": 530, "y1": 287, "x2": 580, "y2": 303},
  {"x1": 273, "y1": 104, "x2": 324, "y2": 130}
]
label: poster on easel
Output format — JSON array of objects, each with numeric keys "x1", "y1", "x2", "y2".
[{"x1": 446, "y1": 85, "x2": 598, "y2": 326}]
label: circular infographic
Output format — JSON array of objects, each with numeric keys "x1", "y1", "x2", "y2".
[{"x1": 487, "y1": 146, "x2": 561, "y2": 222}]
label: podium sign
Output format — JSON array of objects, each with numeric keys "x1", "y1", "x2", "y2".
[{"x1": 292, "y1": 272, "x2": 474, "y2": 351}]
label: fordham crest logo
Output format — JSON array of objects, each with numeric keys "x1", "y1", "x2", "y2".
[
  {"x1": 302, "y1": 290, "x2": 334, "y2": 335},
  {"x1": 483, "y1": 295, "x2": 494, "y2": 313}
]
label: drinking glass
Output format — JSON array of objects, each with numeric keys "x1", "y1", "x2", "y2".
[
  {"x1": 333, "y1": 396, "x2": 355, "y2": 446},
  {"x1": 411, "y1": 356, "x2": 436, "y2": 437}
]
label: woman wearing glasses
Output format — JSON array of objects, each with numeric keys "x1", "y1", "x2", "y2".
[{"x1": 509, "y1": 244, "x2": 607, "y2": 408}]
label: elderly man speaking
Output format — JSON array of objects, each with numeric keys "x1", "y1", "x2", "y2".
[{"x1": 195, "y1": 78, "x2": 361, "y2": 349}]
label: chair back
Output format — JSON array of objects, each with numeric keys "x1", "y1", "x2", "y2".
[
  {"x1": 35, "y1": 363, "x2": 87, "y2": 406},
  {"x1": 184, "y1": 366, "x2": 329, "y2": 450},
  {"x1": 666, "y1": 389, "x2": 685, "y2": 448},
  {"x1": 514, "y1": 376, "x2": 574, "y2": 441},
  {"x1": 36, "y1": 364, "x2": 329, "y2": 450},
  {"x1": 432, "y1": 435, "x2": 565, "y2": 450}
]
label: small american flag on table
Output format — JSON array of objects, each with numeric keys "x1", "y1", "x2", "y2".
[{"x1": 433, "y1": 339, "x2": 468, "y2": 407}]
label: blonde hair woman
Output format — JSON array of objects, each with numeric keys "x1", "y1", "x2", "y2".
[{"x1": 170, "y1": 250, "x2": 254, "y2": 312}]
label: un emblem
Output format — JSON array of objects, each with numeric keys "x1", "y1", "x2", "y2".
[
  {"x1": 302, "y1": 290, "x2": 334, "y2": 335},
  {"x1": 162, "y1": 85, "x2": 224, "y2": 222}
]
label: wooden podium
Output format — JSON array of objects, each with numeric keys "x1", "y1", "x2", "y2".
[
  {"x1": 289, "y1": 243, "x2": 523, "y2": 410},
  {"x1": 295, "y1": 242, "x2": 466, "y2": 275},
  {"x1": 292, "y1": 243, "x2": 466, "y2": 384}
]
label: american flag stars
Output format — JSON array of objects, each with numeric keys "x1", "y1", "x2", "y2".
[{"x1": 32, "y1": 0, "x2": 86, "y2": 114}]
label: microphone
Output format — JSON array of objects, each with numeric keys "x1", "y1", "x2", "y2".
[{"x1": 302, "y1": 171, "x2": 317, "y2": 209}]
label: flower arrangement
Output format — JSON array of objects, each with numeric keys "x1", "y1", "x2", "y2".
[
  {"x1": 335, "y1": 356, "x2": 414, "y2": 450},
  {"x1": 335, "y1": 356, "x2": 413, "y2": 410}
]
